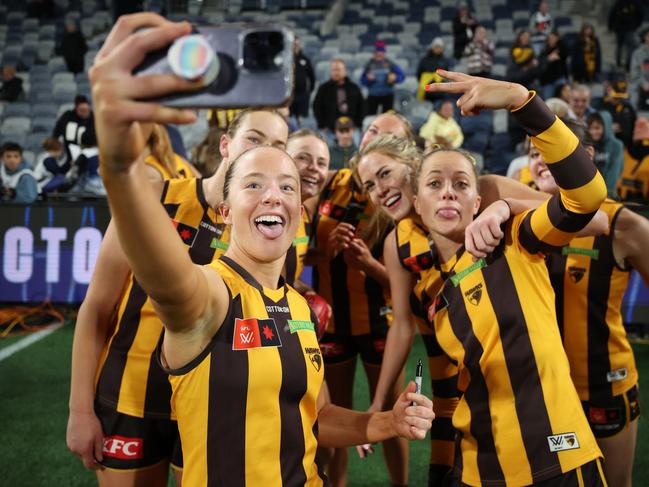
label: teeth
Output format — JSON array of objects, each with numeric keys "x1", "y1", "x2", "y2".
[
  {"x1": 302, "y1": 177, "x2": 318, "y2": 184},
  {"x1": 255, "y1": 215, "x2": 282, "y2": 224},
  {"x1": 385, "y1": 194, "x2": 400, "y2": 207}
]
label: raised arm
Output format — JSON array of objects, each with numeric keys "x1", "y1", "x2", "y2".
[{"x1": 90, "y1": 15, "x2": 222, "y2": 334}]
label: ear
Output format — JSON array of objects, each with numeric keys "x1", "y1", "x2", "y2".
[
  {"x1": 473, "y1": 195, "x2": 482, "y2": 216},
  {"x1": 219, "y1": 202, "x2": 232, "y2": 225},
  {"x1": 300, "y1": 205, "x2": 305, "y2": 219},
  {"x1": 413, "y1": 194, "x2": 421, "y2": 215},
  {"x1": 219, "y1": 134, "x2": 230, "y2": 159}
]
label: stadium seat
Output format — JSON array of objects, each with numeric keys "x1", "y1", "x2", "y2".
[
  {"x1": 3, "y1": 103, "x2": 31, "y2": 118},
  {"x1": 32, "y1": 116, "x2": 56, "y2": 133},
  {"x1": 1, "y1": 116, "x2": 32, "y2": 135}
]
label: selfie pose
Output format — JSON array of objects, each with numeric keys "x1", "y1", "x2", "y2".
[{"x1": 89, "y1": 14, "x2": 434, "y2": 486}]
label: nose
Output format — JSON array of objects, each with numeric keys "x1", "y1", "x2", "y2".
[
  {"x1": 376, "y1": 178, "x2": 390, "y2": 198},
  {"x1": 262, "y1": 182, "x2": 282, "y2": 205},
  {"x1": 441, "y1": 181, "x2": 457, "y2": 200}
]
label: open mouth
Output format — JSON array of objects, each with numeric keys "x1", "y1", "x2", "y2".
[
  {"x1": 302, "y1": 176, "x2": 320, "y2": 188},
  {"x1": 384, "y1": 193, "x2": 401, "y2": 209},
  {"x1": 436, "y1": 207, "x2": 460, "y2": 219},
  {"x1": 254, "y1": 214, "x2": 285, "y2": 239}
]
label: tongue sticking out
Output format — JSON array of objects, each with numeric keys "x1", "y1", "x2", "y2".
[
  {"x1": 256, "y1": 222, "x2": 284, "y2": 239},
  {"x1": 437, "y1": 209, "x2": 459, "y2": 219}
]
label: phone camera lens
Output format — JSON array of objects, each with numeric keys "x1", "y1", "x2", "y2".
[{"x1": 243, "y1": 30, "x2": 284, "y2": 72}]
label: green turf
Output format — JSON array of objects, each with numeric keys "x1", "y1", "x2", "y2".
[{"x1": 0, "y1": 323, "x2": 646, "y2": 486}]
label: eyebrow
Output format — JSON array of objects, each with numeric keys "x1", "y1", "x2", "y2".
[
  {"x1": 242, "y1": 171, "x2": 299, "y2": 183},
  {"x1": 425, "y1": 169, "x2": 471, "y2": 177}
]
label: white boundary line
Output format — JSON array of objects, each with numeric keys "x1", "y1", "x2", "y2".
[{"x1": 0, "y1": 323, "x2": 64, "y2": 362}]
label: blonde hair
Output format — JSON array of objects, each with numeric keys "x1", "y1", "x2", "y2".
[
  {"x1": 351, "y1": 134, "x2": 423, "y2": 248},
  {"x1": 147, "y1": 124, "x2": 178, "y2": 178},
  {"x1": 415, "y1": 147, "x2": 480, "y2": 194}
]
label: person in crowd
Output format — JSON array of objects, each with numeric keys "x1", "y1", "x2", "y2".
[
  {"x1": 571, "y1": 84, "x2": 595, "y2": 124},
  {"x1": 419, "y1": 99, "x2": 464, "y2": 149},
  {"x1": 423, "y1": 69, "x2": 607, "y2": 486},
  {"x1": 360, "y1": 41, "x2": 405, "y2": 115},
  {"x1": 538, "y1": 31, "x2": 569, "y2": 100},
  {"x1": 67, "y1": 108, "x2": 290, "y2": 485},
  {"x1": 452, "y1": 3, "x2": 476, "y2": 60},
  {"x1": 599, "y1": 74, "x2": 637, "y2": 147},
  {"x1": 290, "y1": 37, "x2": 316, "y2": 122},
  {"x1": 416, "y1": 37, "x2": 451, "y2": 104},
  {"x1": 0, "y1": 142, "x2": 38, "y2": 203},
  {"x1": 86, "y1": 14, "x2": 434, "y2": 487},
  {"x1": 554, "y1": 82, "x2": 573, "y2": 105},
  {"x1": 608, "y1": 0, "x2": 644, "y2": 69},
  {"x1": 68, "y1": 129, "x2": 105, "y2": 195},
  {"x1": 532, "y1": 119, "x2": 646, "y2": 487},
  {"x1": 329, "y1": 116, "x2": 357, "y2": 170},
  {"x1": 571, "y1": 23, "x2": 602, "y2": 83},
  {"x1": 0, "y1": 65, "x2": 24, "y2": 102},
  {"x1": 33, "y1": 136, "x2": 74, "y2": 193},
  {"x1": 587, "y1": 111, "x2": 624, "y2": 198},
  {"x1": 618, "y1": 117, "x2": 649, "y2": 203},
  {"x1": 529, "y1": 0, "x2": 553, "y2": 56},
  {"x1": 508, "y1": 29, "x2": 539, "y2": 87},
  {"x1": 463, "y1": 25, "x2": 494, "y2": 77},
  {"x1": 313, "y1": 59, "x2": 365, "y2": 132},
  {"x1": 59, "y1": 19, "x2": 88, "y2": 74},
  {"x1": 52, "y1": 94, "x2": 95, "y2": 163},
  {"x1": 630, "y1": 27, "x2": 649, "y2": 112}
]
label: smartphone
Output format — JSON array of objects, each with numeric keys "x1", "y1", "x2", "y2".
[{"x1": 133, "y1": 24, "x2": 294, "y2": 108}]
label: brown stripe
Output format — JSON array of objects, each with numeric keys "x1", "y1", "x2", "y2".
[
  {"x1": 587, "y1": 235, "x2": 614, "y2": 402},
  {"x1": 188, "y1": 208, "x2": 218, "y2": 265},
  {"x1": 284, "y1": 245, "x2": 298, "y2": 286},
  {"x1": 511, "y1": 95, "x2": 556, "y2": 136},
  {"x1": 445, "y1": 281, "x2": 506, "y2": 482},
  {"x1": 142, "y1": 345, "x2": 172, "y2": 417},
  {"x1": 95, "y1": 277, "x2": 147, "y2": 408},
  {"x1": 260, "y1": 291, "x2": 310, "y2": 485},
  {"x1": 365, "y1": 229, "x2": 391, "y2": 337},
  {"x1": 483, "y1": 255, "x2": 560, "y2": 480},
  {"x1": 428, "y1": 464, "x2": 452, "y2": 486},
  {"x1": 430, "y1": 416, "x2": 456, "y2": 442},
  {"x1": 207, "y1": 295, "x2": 248, "y2": 486},
  {"x1": 546, "y1": 148, "x2": 598, "y2": 190},
  {"x1": 431, "y1": 375, "x2": 460, "y2": 399},
  {"x1": 545, "y1": 252, "x2": 567, "y2": 338},
  {"x1": 159, "y1": 179, "x2": 170, "y2": 203},
  {"x1": 546, "y1": 196, "x2": 597, "y2": 233}
]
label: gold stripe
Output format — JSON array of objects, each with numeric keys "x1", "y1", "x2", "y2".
[
  {"x1": 576, "y1": 463, "x2": 584, "y2": 487},
  {"x1": 560, "y1": 174, "x2": 607, "y2": 214},
  {"x1": 597, "y1": 458, "x2": 608, "y2": 487},
  {"x1": 531, "y1": 118, "x2": 578, "y2": 164},
  {"x1": 529, "y1": 202, "x2": 575, "y2": 247}
]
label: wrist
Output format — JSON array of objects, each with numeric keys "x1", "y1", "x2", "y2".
[
  {"x1": 499, "y1": 199, "x2": 512, "y2": 220},
  {"x1": 507, "y1": 85, "x2": 532, "y2": 111}
]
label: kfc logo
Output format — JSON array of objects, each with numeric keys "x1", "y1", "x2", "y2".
[{"x1": 102, "y1": 435, "x2": 144, "y2": 460}]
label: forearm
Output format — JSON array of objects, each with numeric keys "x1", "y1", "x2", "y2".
[
  {"x1": 371, "y1": 318, "x2": 415, "y2": 410},
  {"x1": 317, "y1": 404, "x2": 396, "y2": 448},
  {"x1": 478, "y1": 174, "x2": 548, "y2": 209},
  {"x1": 363, "y1": 258, "x2": 390, "y2": 289},
  {"x1": 101, "y1": 160, "x2": 197, "y2": 306}
]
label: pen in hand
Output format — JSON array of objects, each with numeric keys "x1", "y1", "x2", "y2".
[{"x1": 413, "y1": 359, "x2": 423, "y2": 406}]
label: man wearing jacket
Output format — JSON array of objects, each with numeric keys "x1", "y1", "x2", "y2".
[
  {"x1": 313, "y1": 59, "x2": 365, "y2": 132},
  {"x1": 290, "y1": 38, "x2": 315, "y2": 122},
  {"x1": 360, "y1": 41, "x2": 405, "y2": 115}
]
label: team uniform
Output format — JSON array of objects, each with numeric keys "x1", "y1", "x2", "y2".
[
  {"x1": 546, "y1": 199, "x2": 640, "y2": 438},
  {"x1": 95, "y1": 176, "x2": 230, "y2": 470},
  {"x1": 312, "y1": 168, "x2": 392, "y2": 364},
  {"x1": 144, "y1": 153, "x2": 194, "y2": 180},
  {"x1": 161, "y1": 256, "x2": 326, "y2": 487},
  {"x1": 395, "y1": 217, "x2": 460, "y2": 486},
  {"x1": 426, "y1": 94, "x2": 606, "y2": 486},
  {"x1": 617, "y1": 144, "x2": 649, "y2": 203},
  {"x1": 284, "y1": 211, "x2": 311, "y2": 286}
]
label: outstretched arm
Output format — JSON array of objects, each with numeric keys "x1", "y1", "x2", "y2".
[{"x1": 90, "y1": 14, "x2": 225, "y2": 335}]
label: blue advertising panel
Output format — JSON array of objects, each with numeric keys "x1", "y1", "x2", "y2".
[{"x1": 0, "y1": 201, "x2": 111, "y2": 303}]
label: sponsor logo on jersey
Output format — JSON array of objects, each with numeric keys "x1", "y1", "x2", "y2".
[
  {"x1": 562, "y1": 246, "x2": 599, "y2": 260},
  {"x1": 588, "y1": 406, "x2": 620, "y2": 425},
  {"x1": 606, "y1": 368, "x2": 628, "y2": 382},
  {"x1": 210, "y1": 238, "x2": 229, "y2": 250},
  {"x1": 547, "y1": 433, "x2": 580, "y2": 452},
  {"x1": 200, "y1": 221, "x2": 218, "y2": 233},
  {"x1": 266, "y1": 305, "x2": 289, "y2": 314},
  {"x1": 304, "y1": 347, "x2": 322, "y2": 371},
  {"x1": 288, "y1": 320, "x2": 315, "y2": 333},
  {"x1": 233, "y1": 318, "x2": 282, "y2": 350},
  {"x1": 568, "y1": 266, "x2": 586, "y2": 283},
  {"x1": 451, "y1": 258, "x2": 486, "y2": 287},
  {"x1": 319, "y1": 200, "x2": 333, "y2": 216},
  {"x1": 293, "y1": 236, "x2": 310, "y2": 245},
  {"x1": 102, "y1": 435, "x2": 144, "y2": 460},
  {"x1": 464, "y1": 283, "x2": 483, "y2": 305},
  {"x1": 172, "y1": 220, "x2": 197, "y2": 246}
]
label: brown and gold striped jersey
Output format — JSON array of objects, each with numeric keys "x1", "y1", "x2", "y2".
[
  {"x1": 284, "y1": 211, "x2": 311, "y2": 286},
  {"x1": 95, "y1": 177, "x2": 230, "y2": 419},
  {"x1": 311, "y1": 168, "x2": 392, "y2": 336},
  {"x1": 145, "y1": 153, "x2": 194, "y2": 180},
  {"x1": 429, "y1": 94, "x2": 606, "y2": 486},
  {"x1": 618, "y1": 144, "x2": 649, "y2": 203},
  {"x1": 546, "y1": 199, "x2": 638, "y2": 402},
  {"x1": 163, "y1": 256, "x2": 326, "y2": 487}
]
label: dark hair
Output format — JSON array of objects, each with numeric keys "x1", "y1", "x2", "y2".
[
  {"x1": 561, "y1": 117, "x2": 596, "y2": 147},
  {"x1": 42, "y1": 136, "x2": 63, "y2": 152},
  {"x1": 225, "y1": 108, "x2": 287, "y2": 139},
  {"x1": 1, "y1": 142, "x2": 23, "y2": 156},
  {"x1": 74, "y1": 94, "x2": 89, "y2": 106},
  {"x1": 81, "y1": 129, "x2": 97, "y2": 148}
]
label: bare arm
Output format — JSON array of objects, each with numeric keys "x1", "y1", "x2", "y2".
[
  {"x1": 66, "y1": 221, "x2": 131, "y2": 469},
  {"x1": 370, "y1": 232, "x2": 417, "y2": 411},
  {"x1": 614, "y1": 208, "x2": 649, "y2": 284},
  {"x1": 478, "y1": 174, "x2": 548, "y2": 209}
]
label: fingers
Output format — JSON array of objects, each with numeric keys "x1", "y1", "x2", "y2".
[
  {"x1": 426, "y1": 80, "x2": 472, "y2": 94},
  {"x1": 436, "y1": 69, "x2": 472, "y2": 81},
  {"x1": 96, "y1": 12, "x2": 171, "y2": 62},
  {"x1": 125, "y1": 73, "x2": 205, "y2": 100},
  {"x1": 406, "y1": 391, "x2": 433, "y2": 410},
  {"x1": 355, "y1": 444, "x2": 374, "y2": 458},
  {"x1": 114, "y1": 100, "x2": 198, "y2": 126}
]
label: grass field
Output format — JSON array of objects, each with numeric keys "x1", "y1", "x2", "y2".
[{"x1": 0, "y1": 321, "x2": 647, "y2": 486}]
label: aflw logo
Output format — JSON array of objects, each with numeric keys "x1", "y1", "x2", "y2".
[
  {"x1": 103, "y1": 435, "x2": 144, "y2": 459},
  {"x1": 547, "y1": 433, "x2": 580, "y2": 452}
]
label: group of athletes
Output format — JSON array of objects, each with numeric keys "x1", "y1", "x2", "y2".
[{"x1": 65, "y1": 13, "x2": 649, "y2": 487}]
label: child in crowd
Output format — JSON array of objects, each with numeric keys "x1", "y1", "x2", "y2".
[
  {"x1": 0, "y1": 142, "x2": 38, "y2": 203},
  {"x1": 329, "y1": 116, "x2": 358, "y2": 170},
  {"x1": 33, "y1": 137, "x2": 74, "y2": 193}
]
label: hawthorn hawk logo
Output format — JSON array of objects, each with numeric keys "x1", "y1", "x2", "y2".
[
  {"x1": 464, "y1": 283, "x2": 483, "y2": 306},
  {"x1": 568, "y1": 266, "x2": 586, "y2": 283}
]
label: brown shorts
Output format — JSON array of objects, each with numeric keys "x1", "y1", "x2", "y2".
[
  {"x1": 95, "y1": 400, "x2": 182, "y2": 471},
  {"x1": 582, "y1": 384, "x2": 640, "y2": 438}
]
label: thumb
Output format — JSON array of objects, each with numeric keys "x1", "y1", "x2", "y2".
[
  {"x1": 94, "y1": 434, "x2": 104, "y2": 463},
  {"x1": 402, "y1": 380, "x2": 417, "y2": 399}
]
